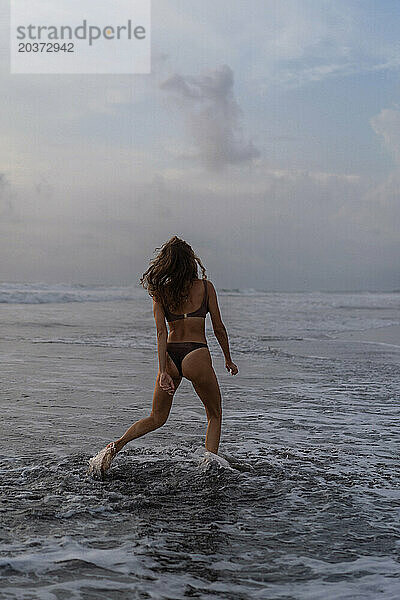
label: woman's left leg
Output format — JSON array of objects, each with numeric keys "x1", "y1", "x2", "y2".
[{"x1": 113, "y1": 367, "x2": 182, "y2": 453}]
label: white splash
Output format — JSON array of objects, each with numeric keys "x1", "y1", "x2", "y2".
[
  {"x1": 198, "y1": 450, "x2": 234, "y2": 472},
  {"x1": 87, "y1": 443, "x2": 117, "y2": 479}
]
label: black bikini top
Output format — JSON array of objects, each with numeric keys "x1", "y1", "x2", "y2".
[{"x1": 163, "y1": 279, "x2": 209, "y2": 323}]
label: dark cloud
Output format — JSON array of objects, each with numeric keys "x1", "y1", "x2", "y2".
[{"x1": 160, "y1": 64, "x2": 260, "y2": 171}]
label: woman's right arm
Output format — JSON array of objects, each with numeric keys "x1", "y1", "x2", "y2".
[
  {"x1": 153, "y1": 298, "x2": 175, "y2": 394},
  {"x1": 207, "y1": 281, "x2": 238, "y2": 375}
]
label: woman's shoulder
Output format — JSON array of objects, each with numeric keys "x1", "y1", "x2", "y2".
[
  {"x1": 203, "y1": 279, "x2": 215, "y2": 294},
  {"x1": 192, "y1": 278, "x2": 215, "y2": 295}
]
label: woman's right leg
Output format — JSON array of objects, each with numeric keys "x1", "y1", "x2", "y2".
[
  {"x1": 181, "y1": 348, "x2": 222, "y2": 454},
  {"x1": 114, "y1": 367, "x2": 182, "y2": 453}
]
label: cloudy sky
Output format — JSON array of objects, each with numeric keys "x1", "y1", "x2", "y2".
[{"x1": 1, "y1": 0, "x2": 399, "y2": 290}]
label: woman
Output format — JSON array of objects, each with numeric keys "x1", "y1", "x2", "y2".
[{"x1": 88, "y1": 236, "x2": 238, "y2": 478}]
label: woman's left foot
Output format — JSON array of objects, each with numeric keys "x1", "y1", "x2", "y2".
[{"x1": 87, "y1": 442, "x2": 118, "y2": 479}]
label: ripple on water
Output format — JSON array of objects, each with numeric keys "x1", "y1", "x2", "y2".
[{"x1": 1, "y1": 440, "x2": 400, "y2": 599}]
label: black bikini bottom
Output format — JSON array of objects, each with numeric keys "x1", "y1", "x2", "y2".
[{"x1": 166, "y1": 342, "x2": 208, "y2": 377}]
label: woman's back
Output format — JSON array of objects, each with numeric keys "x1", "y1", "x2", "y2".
[{"x1": 164, "y1": 278, "x2": 209, "y2": 343}]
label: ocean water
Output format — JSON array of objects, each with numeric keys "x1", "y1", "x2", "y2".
[{"x1": 1, "y1": 282, "x2": 400, "y2": 599}]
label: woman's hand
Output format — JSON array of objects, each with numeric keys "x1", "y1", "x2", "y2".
[
  {"x1": 225, "y1": 360, "x2": 238, "y2": 375},
  {"x1": 159, "y1": 371, "x2": 175, "y2": 395}
]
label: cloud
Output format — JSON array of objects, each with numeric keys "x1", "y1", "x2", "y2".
[
  {"x1": 370, "y1": 108, "x2": 400, "y2": 162},
  {"x1": 244, "y1": 0, "x2": 400, "y2": 91},
  {"x1": 160, "y1": 64, "x2": 260, "y2": 171},
  {"x1": 0, "y1": 155, "x2": 397, "y2": 289},
  {"x1": 362, "y1": 108, "x2": 400, "y2": 242},
  {"x1": 0, "y1": 173, "x2": 15, "y2": 219}
]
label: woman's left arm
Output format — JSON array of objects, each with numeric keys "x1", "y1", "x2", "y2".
[{"x1": 153, "y1": 299, "x2": 175, "y2": 394}]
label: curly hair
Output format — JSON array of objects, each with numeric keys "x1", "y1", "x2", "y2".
[{"x1": 140, "y1": 236, "x2": 207, "y2": 312}]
